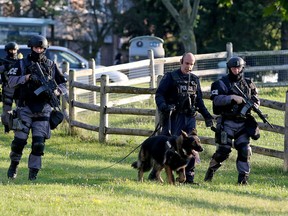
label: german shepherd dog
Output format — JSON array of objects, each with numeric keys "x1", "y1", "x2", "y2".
[{"x1": 131, "y1": 130, "x2": 203, "y2": 184}]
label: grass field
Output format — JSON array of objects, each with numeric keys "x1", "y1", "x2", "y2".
[{"x1": 0, "y1": 87, "x2": 287, "y2": 215}]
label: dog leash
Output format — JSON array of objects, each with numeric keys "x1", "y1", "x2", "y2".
[{"x1": 94, "y1": 122, "x2": 162, "y2": 172}]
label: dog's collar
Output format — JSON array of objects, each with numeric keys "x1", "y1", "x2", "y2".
[
  {"x1": 166, "y1": 141, "x2": 172, "y2": 149},
  {"x1": 166, "y1": 141, "x2": 180, "y2": 155}
]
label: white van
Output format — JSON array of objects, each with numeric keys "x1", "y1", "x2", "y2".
[{"x1": 0, "y1": 45, "x2": 128, "y2": 82}]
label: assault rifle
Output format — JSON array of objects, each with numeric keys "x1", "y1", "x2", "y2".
[
  {"x1": 232, "y1": 83, "x2": 273, "y2": 128},
  {"x1": 29, "y1": 62, "x2": 60, "y2": 110}
]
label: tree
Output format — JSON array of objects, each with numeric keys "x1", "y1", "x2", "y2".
[
  {"x1": 0, "y1": 0, "x2": 62, "y2": 18},
  {"x1": 161, "y1": 0, "x2": 200, "y2": 53},
  {"x1": 0, "y1": 0, "x2": 63, "y2": 43},
  {"x1": 56, "y1": 0, "x2": 124, "y2": 63},
  {"x1": 263, "y1": 0, "x2": 288, "y2": 81},
  {"x1": 196, "y1": 0, "x2": 282, "y2": 53},
  {"x1": 114, "y1": 0, "x2": 184, "y2": 56}
]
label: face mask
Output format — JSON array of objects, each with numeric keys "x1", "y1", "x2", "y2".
[
  {"x1": 30, "y1": 50, "x2": 46, "y2": 61},
  {"x1": 7, "y1": 52, "x2": 18, "y2": 60},
  {"x1": 228, "y1": 69, "x2": 243, "y2": 82}
]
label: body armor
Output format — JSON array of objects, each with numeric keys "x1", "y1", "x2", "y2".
[{"x1": 173, "y1": 73, "x2": 198, "y2": 116}]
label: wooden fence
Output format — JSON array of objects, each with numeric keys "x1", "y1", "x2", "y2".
[{"x1": 62, "y1": 45, "x2": 288, "y2": 171}]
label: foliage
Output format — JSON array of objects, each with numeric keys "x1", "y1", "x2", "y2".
[
  {"x1": 114, "y1": 0, "x2": 183, "y2": 56},
  {"x1": 2, "y1": 0, "x2": 287, "y2": 61},
  {"x1": 0, "y1": 0, "x2": 63, "y2": 17},
  {"x1": 56, "y1": 0, "x2": 120, "y2": 60},
  {"x1": 116, "y1": 0, "x2": 284, "y2": 55},
  {"x1": 197, "y1": 0, "x2": 282, "y2": 53}
]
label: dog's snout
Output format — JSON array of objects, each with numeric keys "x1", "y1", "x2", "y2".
[{"x1": 198, "y1": 146, "x2": 204, "y2": 152}]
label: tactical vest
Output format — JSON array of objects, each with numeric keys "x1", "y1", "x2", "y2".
[
  {"x1": 213, "y1": 75, "x2": 254, "y2": 117},
  {"x1": 171, "y1": 72, "x2": 198, "y2": 115},
  {"x1": 16, "y1": 58, "x2": 55, "y2": 107}
]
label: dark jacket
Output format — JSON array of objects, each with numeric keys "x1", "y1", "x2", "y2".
[{"x1": 156, "y1": 69, "x2": 212, "y2": 119}]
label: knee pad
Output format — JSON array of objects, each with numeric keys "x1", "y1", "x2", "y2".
[
  {"x1": 213, "y1": 145, "x2": 231, "y2": 163},
  {"x1": 31, "y1": 136, "x2": 45, "y2": 156},
  {"x1": 11, "y1": 137, "x2": 27, "y2": 154},
  {"x1": 237, "y1": 144, "x2": 251, "y2": 162}
]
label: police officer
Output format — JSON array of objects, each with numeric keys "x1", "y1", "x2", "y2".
[
  {"x1": 150, "y1": 52, "x2": 214, "y2": 184},
  {"x1": 7, "y1": 35, "x2": 67, "y2": 181},
  {"x1": 0, "y1": 42, "x2": 20, "y2": 133},
  {"x1": 204, "y1": 56, "x2": 260, "y2": 185}
]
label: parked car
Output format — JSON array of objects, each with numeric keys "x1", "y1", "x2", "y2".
[{"x1": 0, "y1": 45, "x2": 128, "y2": 83}]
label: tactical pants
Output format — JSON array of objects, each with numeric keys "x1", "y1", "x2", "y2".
[
  {"x1": 1, "y1": 86, "x2": 15, "y2": 128},
  {"x1": 209, "y1": 119, "x2": 251, "y2": 176},
  {"x1": 161, "y1": 112, "x2": 196, "y2": 137},
  {"x1": 9, "y1": 104, "x2": 51, "y2": 170}
]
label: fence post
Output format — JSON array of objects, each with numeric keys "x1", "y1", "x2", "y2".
[
  {"x1": 284, "y1": 91, "x2": 288, "y2": 171},
  {"x1": 61, "y1": 61, "x2": 69, "y2": 112},
  {"x1": 69, "y1": 69, "x2": 76, "y2": 134},
  {"x1": 89, "y1": 58, "x2": 97, "y2": 104},
  {"x1": 148, "y1": 49, "x2": 156, "y2": 89},
  {"x1": 99, "y1": 75, "x2": 109, "y2": 142},
  {"x1": 155, "y1": 75, "x2": 163, "y2": 135}
]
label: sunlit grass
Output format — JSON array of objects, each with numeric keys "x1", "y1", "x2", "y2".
[{"x1": 0, "y1": 87, "x2": 287, "y2": 215}]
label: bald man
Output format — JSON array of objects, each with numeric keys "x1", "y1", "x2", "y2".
[{"x1": 150, "y1": 52, "x2": 213, "y2": 184}]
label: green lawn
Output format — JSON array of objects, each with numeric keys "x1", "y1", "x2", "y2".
[{"x1": 0, "y1": 87, "x2": 287, "y2": 215}]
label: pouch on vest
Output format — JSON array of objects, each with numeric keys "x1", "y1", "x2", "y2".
[
  {"x1": 245, "y1": 115, "x2": 260, "y2": 140},
  {"x1": 50, "y1": 110, "x2": 64, "y2": 130}
]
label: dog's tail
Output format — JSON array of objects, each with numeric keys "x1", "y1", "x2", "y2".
[{"x1": 131, "y1": 161, "x2": 138, "y2": 169}]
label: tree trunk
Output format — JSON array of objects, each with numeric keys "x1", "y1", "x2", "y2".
[
  {"x1": 180, "y1": 28, "x2": 197, "y2": 53},
  {"x1": 161, "y1": 0, "x2": 200, "y2": 54}
]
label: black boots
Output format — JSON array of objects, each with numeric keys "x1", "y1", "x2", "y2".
[
  {"x1": 204, "y1": 168, "x2": 215, "y2": 182},
  {"x1": 238, "y1": 173, "x2": 249, "y2": 185},
  {"x1": 7, "y1": 161, "x2": 19, "y2": 179},
  {"x1": 204, "y1": 159, "x2": 221, "y2": 182},
  {"x1": 29, "y1": 168, "x2": 39, "y2": 181},
  {"x1": 7, "y1": 161, "x2": 40, "y2": 181}
]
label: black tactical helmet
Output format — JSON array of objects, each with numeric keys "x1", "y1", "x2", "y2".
[
  {"x1": 226, "y1": 56, "x2": 245, "y2": 69},
  {"x1": 5, "y1": 42, "x2": 19, "y2": 51},
  {"x1": 27, "y1": 35, "x2": 49, "y2": 49}
]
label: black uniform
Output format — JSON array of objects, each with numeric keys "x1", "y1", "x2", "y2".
[
  {"x1": 204, "y1": 56, "x2": 260, "y2": 185},
  {"x1": 7, "y1": 35, "x2": 67, "y2": 181},
  {"x1": 0, "y1": 42, "x2": 19, "y2": 133}
]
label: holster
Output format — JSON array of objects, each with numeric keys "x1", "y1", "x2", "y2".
[
  {"x1": 6, "y1": 109, "x2": 18, "y2": 131},
  {"x1": 214, "y1": 117, "x2": 223, "y2": 144},
  {"x1": 8, "y1": 108, "x2": 26, "y2": 132}
]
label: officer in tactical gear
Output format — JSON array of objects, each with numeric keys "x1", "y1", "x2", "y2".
[
  {"x1": 204, "y1": 56, "x2": 260, "y2": 185},
  {"x1": 149, "y1": 52, "x2": 214, "y2": 184},
  {"x1": 6, "y1": 35, "x2": 67, "y2": 181},
  {"x1": 0, "y1": 42, "x2": 21, "y2": 133}
]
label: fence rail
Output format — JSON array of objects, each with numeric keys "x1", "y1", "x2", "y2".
[{"x1": 62, "y1": 43, "x2": 288, "y2": 171}]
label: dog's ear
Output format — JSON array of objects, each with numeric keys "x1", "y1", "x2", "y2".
[
  {"x1": 190, "y1": 128, "x2": 197, "y2": 136},
  {"x1": 181, "y1": 130, "x2": 188, "y2": 138}
]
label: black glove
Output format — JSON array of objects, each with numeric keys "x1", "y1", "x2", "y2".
[
  {"x1": 29, "y1": 74, "x2": 41, "y2": 85},
  {"x1": 204, "y1": 117, "x2": 214, "y2": 128},
  {"x1": 163, "y1": 104, "x2": 176, "y2": 113}
]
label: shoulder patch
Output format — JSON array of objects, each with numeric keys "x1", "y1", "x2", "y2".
[{"x1": 211, "y1": 89, "x2": 218, "y2": 96}]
